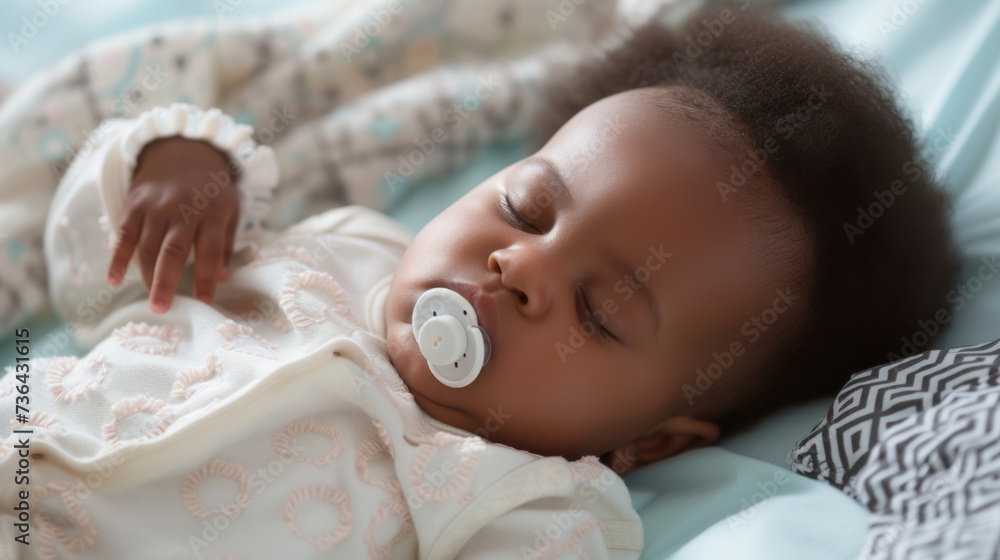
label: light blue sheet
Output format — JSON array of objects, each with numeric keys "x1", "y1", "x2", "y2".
[{"x1": 3, "y1": 0, "x2": 999, "y2": 558}]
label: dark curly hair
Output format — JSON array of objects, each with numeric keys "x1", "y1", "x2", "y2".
[{"x1": 531, "y1": 4, "x2": 960, "y2": 436}]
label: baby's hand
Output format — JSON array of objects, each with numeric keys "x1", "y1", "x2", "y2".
[{"x1": 106, "y1": 136, "x2": 240, "y2": 313}]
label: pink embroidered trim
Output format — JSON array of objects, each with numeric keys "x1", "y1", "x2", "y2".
[
  {"x1": 31, "y1": 480, "x2": 98, "y2": 553},
  {"x1": 356, "y1": 439, "x2": 400, "y2": 493},
  {"x1": 569, "y1": 455, "x2": 604, "y2": 483},
  {"x1": 112, "y1": 322, "x2": 182, "y2": 355},
  {"x1": 273, "y1": 418, "x2": 342, "y2": 466},
  {"x1": 283, "y1": 485, "x2": 353, "y2": 551},
  {"x1": 365, "y1": 493, "x2": 413, "y2": 560},
  {"x1": 279, "y1": 271, "x2": 352, "y2": 328},
  {"x1": 182, "y1": 458, "x2": 251, "y2": 519},
  {"x1": 408, "y1": 432, "x2": 485, "y2": 503},
  {"x1": 247, "y1": 244, "x2": 312, "y2": 268},
  {"x1": 537, "y1": 518, "x2": 603, "y2": 560},
  {"x1": 36, "y1": 532, "x2": 59, "y2": 560},
  {"x1": 371, "y1": 418, "x2": 396, "y2": 459},
  {"x1": 172, "y1": 354, "x2": 224, "y2": 400},
  {"x1": 45, "y1": 351, "x2": 111, "y2": 403},
  {"x1": 217, "y1": 320, "x2": 278, "y2": 358},
  {"x1": 101, "y1": 396, "x2": 174, "y2": 443},
  {"x1": 9, "y1": 411, "x2": 66, "y2": 436}
]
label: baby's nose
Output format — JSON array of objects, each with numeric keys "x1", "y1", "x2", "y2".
[{"x1": 490, "y1": 246, "x2": 554, "y2": 317}]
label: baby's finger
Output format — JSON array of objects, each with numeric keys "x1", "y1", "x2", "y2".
[
  {"x1": 194, "y1": 222, "x2": 226, "y2": 305},
  {"x1": 107, "y1": 211, "x2": 143, "y2": 286},
  {"x1": 137, "y1": 217, "x2": 168, "y2": 293},
  {"x1": 149, "y1": 226, "x2": 196, "y2": 313}
]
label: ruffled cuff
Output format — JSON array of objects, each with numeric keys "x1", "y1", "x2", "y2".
[{"x1": 99, "y1": 102, "x2": 279, "y2": 260}]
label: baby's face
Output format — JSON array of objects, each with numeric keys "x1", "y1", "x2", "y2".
[{"x1": 385, "y1": 88, "x2": 808, "y2": 460}]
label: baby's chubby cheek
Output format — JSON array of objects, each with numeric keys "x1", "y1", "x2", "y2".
[
  {"x1": 385, "y1": 312, "x2": 419, "y2": 380},
  {"x1": 383, "y1": 283, "x2": 438, "y2": 396}
]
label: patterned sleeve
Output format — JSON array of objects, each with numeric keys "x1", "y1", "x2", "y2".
[{"x1": 42, "y1": 103, "x2": 278, "y2": 336}]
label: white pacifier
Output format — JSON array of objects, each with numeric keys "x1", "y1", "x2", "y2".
[{"x1": 411, "y1": 288, "x2": 492, "y2": 388}]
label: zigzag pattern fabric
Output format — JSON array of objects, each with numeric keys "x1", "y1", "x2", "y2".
[{"x1": 791, "y1": 339, "x2": 1000, "y2": 559}]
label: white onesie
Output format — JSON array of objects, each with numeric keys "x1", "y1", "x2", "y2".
[{"x1": 0, "y1": 103, "x2": 644, "y2": 559}]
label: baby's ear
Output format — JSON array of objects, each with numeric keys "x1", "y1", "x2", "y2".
[{"x1": 606, "y1": 416, "x2": 720, "y2": 476}]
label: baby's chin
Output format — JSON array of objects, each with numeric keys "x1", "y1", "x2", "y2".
[{"x1": 384, "y1": 310, "x2": 483, "y2": 429}]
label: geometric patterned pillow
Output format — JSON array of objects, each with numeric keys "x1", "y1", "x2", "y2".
[{"x1": 790, "y1": 338, "x2": 1000, "y2": 559}]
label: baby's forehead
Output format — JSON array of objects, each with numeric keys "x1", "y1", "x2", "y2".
[
  {"x1": 539, "y1": 91, "x2": 749, "y2": 217},
  {"x1": 536, "y1": 84, "x2": 814, "y2": 317},
  {"x1": 548, "y1": 87, "x2": 745, "y2": 183}
]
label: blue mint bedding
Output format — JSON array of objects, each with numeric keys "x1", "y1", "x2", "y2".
[{"x1": 3, "y1": 0, "x2": 999, "y2": 558}]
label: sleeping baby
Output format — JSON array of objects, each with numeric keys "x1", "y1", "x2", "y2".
[{"x1": 0, "y1": 4, "x2": 957, "y2": 559}]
